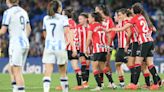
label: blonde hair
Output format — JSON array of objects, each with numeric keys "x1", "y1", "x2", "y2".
[{"x1": 9, "y1": 0, "x2": 19, "y2": 4}]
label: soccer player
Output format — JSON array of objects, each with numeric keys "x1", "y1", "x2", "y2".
[
  {"x1": 0, "y1": 0, "x2": 31, "y2": 92},
  {"x1": 86, "y1": 12, "x2": 109, "y2": 91},
  {"x1": 113, "y1": 9, "x2": 127, "y2": 88},
  {"x1": 95, "y1": 5, "x2": 116, "y2": 89},
  {"x1": 77, "y1": 13, "x2": 90, "y2": 88},
  {"x1": 108, "y1": 3, "x2": 161, "y2": 90},
  {"x1": 42, "y1": 1, "x2": 75, "y2": 92},
  {"x1": 63, "y1": 8, "x2": 84, "y2": 90}
]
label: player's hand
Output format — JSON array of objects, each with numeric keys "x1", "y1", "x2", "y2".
[
  {"x1": 85, "y1": 50, "x2": 89, "y2": 57},
  {"x1": 124, "y1": 45, "x2": 129, "y2": 53},
  {"x1": 108, "y1": 28, "x2": 113, "y2": 32},
  {"x1": 72, "y1": 50, "x2": 77, "y2": 57}
]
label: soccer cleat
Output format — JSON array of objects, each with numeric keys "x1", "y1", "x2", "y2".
[
  {"x1": 119, "y1": 83, "x2": 125, "y2": 88},
  {"x1": 72, "y1": 85, "x2": 84, "y2": 90},
  {"x1": 90, "y1": 86, "x2": 101, "y2": 91},
  {"x1": 101, "y1": 83, "x2": 105, "y2": 89},
  {"x1": 82, "y1": 82, "x2": 89, "y2": 88},
  {"x1": 107, "y1": 83, "x2": 117, "y2": 89},
  {"x1": 125, "y1": 83, "x2": 138, "y2": 90},
  {"x1": 150, "y1": 84, "x2": 159, "y2": 90},
  {"x1": 55, "y1": 86, "x2": 62, "y2": 90}
]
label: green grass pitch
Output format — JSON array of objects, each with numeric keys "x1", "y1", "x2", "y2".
[{"x1": 0, "y1": 73, "x2": 164, "y2": 92}]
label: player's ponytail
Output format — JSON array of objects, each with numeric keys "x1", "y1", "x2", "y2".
[
  {"x1": 132, "y1": 3, "x2": 153, "y2": 28},
  {"x1": 90, "y1": 12, "x2": 103, "y2": 23},
  {"x1": 47, "y1": 0, "x2": 62, "y2": 16},
  {"x1": 9, "y1": 0, "x2": 19, "y2": 4},
  {"x1": 63, "y1": 8, "x2": 73, "y2": 18}
]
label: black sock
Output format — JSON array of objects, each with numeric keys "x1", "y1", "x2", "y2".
[
  {"x1": 76, "y1": 73, "x2": 82, "y2": 86},
  {"x1": 129, "y1": 66, "x2": 135, "y2": 83},
  {"x1": 119, "y1": 76, "x2": 124, "y2": 83},
  {"x1": 94, "y1": 71, "x2": 101, "y2": 87},
  {"x1": 100, "y1": 73, "x2": 104, "y2": 84},
  {"x1": 105, "y1": 72, "x2": 114, "y2": 83},
  {"x1": 86, "y1": 69, "x2": 90, "y2": 82},
  {"x1": 144, "y1": 73, "x2": 150, "y2": 86},
  {"x1": 148, "y1": 65, "x2": 159, "y2": 85},
  {"x1": 81, "y1": 65, "x2": 87, "y2": 82},
  {"x1": 133, "y1": 65, "x2": 141, "y2": 85}
]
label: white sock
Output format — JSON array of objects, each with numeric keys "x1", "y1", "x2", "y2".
[
  {"x1": 12, "y1": 81, "x2": 17, "y2": 92},
  {"x1": 60, "y1": 77, "x2": 68, "y2": 92},
  {"x1": 43, "y1": 77, "x2": 51, "y2": 92},
  {"x1": 17, "y1": 86, "x2": 25, "y2": 92}
]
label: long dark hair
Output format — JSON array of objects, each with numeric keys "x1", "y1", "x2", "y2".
[
  {"x1": 47, "y1": 0, "x2": 61, "y2": 16},
  {"x1": 90, "y1": 12, "x2": 103, "y2": 23},
  {"x1": 96, "y1": 4, "x2": 109, "y2": 16},
  {"x1": 132, "y1": 3, "x2": 153, "y2": 27},
  {"x1": 63, "y1": 8, "x2": 73, "y2": 18}
]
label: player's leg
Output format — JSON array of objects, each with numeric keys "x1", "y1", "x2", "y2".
[
  {"x1": 90, "y1": 53, "x2": 102, "y2": 91},
  {"x1": 115, "y1": 49, "x2": 125, "y2": 88},
  {"x1": 79, "y1": 54, "x2": 87, "y2": 83},
  {"x1": 56, "y1": 51, "x2": 69, "y2": 92},
  {"x1": 141, "y1": 61, "x2": 151, "y2": 89},
  {"x1": 42, "y1": 50, "x2": 55, "y2": 92},
  {"x1": 68, "y1": 50, "x2": 83, "y2": 90},
  {"x1": 10, "y1": 48, "x2": 28, "y2": 92}
]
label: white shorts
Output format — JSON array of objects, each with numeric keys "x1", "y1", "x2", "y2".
[
  {"x1": 42, "y1": 50, "x2": 68, "y2": 65},
  {"x1": 9, "y1": 47, "x2": 29, "y2": 67}
]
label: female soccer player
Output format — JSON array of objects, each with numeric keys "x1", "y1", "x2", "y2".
[
  {"x1": 0, "y1": 0, "x2": 31, "y2": 92},
  {"x1": 42, "y1": 1, "x2": 75, "y2": 92},
  {"x1": 77, "y1": 13, "x2": 90, "y2": 88},
  {"x1": 63, "y1": 8, "x2": 84, "y2": 90},
  {"x1": 113, "y1": 9, "x2": 127, "y2": 88},
  {"x1": 108, "y1": 3, "x2": 161, "y2": 90},
  {"x1": 95, "y1": 5, "x2": 116, "y2": 89}
]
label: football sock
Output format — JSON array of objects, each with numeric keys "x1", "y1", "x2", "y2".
[
  {"x1": 103, "y1": 67, "x2": 114, "y2": 83},
  {"x1": 133, "y1": 64, "x2": 141, "y2": 85},
  {"x1": 93, "y1": 70, "x2": 101, "y2": 87},
  {"x1": 143, "y1": 73, "x2": 150, "y2": 86},
  {"x1": 11, "y1": 81, "x2": 17, "y2": 92},
  {"x1": 86, "y1": 65, "x2": 90, "y2": 82},
  {"x1": 148, "y1": 65, "x2": 159, "y2": 85},
  {"x1": 60, "y1": 77, "x2": 69, "y2": 92},
  {"x1": 128, "y1": 66, "x2": 135, "y2": 83},
  {"x1": 81, "y1": 61, "x2": 87, "y2": 82},
  {"x1": 119, "y1": 76, "x2": 124, "y2": 83},
  {"x1": 17, "y1": 86, "x2": 25, "y2": 92},
  {"x1": 43, "y1": 77, "x2": 51, "y2": 92},
  {"x1": 75, "y1": 68, "x2": 82, "y2": 86},
  {"x1": 100, "y1": 72, "x2": 104, "y2": 84}
]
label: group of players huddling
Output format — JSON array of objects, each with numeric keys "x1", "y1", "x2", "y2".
[{"x1": 0, "y1": 0, "x2": 163, "y2": 92}]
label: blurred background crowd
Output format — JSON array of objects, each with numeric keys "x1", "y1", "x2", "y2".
[{"x1": 0, "y1": 0, "x2": 164, "y2": 57}]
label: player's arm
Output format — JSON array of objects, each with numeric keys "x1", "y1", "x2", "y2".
[
  {"x1": 42, "y1": 30, "x2": 46, "y2": 39},
  {"x1": 26, "y1": 23, "x2": 32, "y2": 37},
  {"x1": 108, "y1": 23, "x2": 132, "y2": 32},
  {"x1": 0, "y1": 26, "x2": 7, "y2": 36},
  {"x1": 86, "y1": 31, "x2": 92, "y2": 55},
  {"x1": 126, "y1": 27, "x2": 132, "y2": 46}
]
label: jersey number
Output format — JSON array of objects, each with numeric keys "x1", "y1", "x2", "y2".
[
  {"x1": 98, "y1": 31, "x2": 105, "y2": 44},
  {"x1": 20, "y1": 16, "x2": 25, "y2": 31},
  {"x1": 140, "y1": 20, "x2": 149, "y2": 32},
  {"x1": 50, "y1": 23, "x2": 56, "y2": 37}
]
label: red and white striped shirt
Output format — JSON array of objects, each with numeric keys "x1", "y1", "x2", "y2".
[
  {"x1": 117, "y1": 21, "x2": 127, "y2": 48},
  {"x1": 102, "y1": 17, "x2": 116, "y2": 46},
  {"x1": 66, "y1": 18, "x2": 80, "y2": 51},
  {"x1": 89, "y1": 22, "x2": 107, "y2": 53},
  {"x1": 77, "y1": 24, "x2": 89, "y2": 53},
  {"x1": 130, "y1": 14, "x2": 154, "y2": 44}
]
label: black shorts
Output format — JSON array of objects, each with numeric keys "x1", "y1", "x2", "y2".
[
  {"x1": 136, "y1": 42, "x2": 154, "y2": 58},
  {"x1": 127, "y1": 42, "x2": 138, "y2": 57},
  {"x1": 115, "y1": 48, "x2": 127, "y2": 63},
  {"x1": 93, "y1": 52, "x2": 107, "y2": 62},
  {"x1": 79, "y1": 53, "x2": 90, "y2": 60},
  {"x1": 67, "y1": 50, "x2": 79, "y2": 60}
]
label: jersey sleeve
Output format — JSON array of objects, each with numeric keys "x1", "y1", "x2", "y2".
[
  {"x1": 2, "y1": 11, "x2": 10, "y2": 26},
  {"x1": 63, "y1": 16, "x2": 69, "y2": 27},
  {"x1": 109, "y1": 18, "x2": 115, "y2": 28},
  {"x1": 42, "y1": 16, "x2": 46, "y2": 30},
  {"x1": 25, "y1": 12, "x2": 30, "y2": 24}
]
